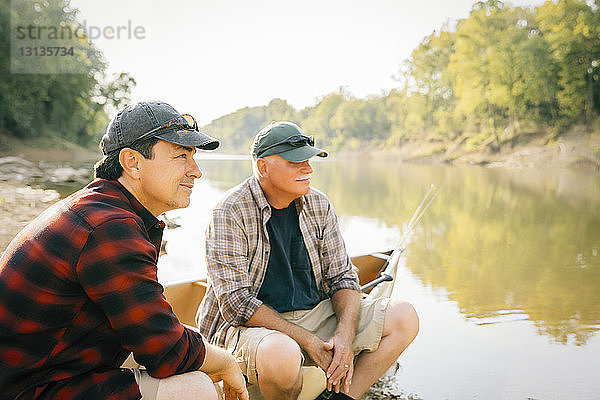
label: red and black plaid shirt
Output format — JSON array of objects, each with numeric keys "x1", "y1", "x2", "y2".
[{"x1": 0, "y1": 179, "x2": 206, "y2": 400}]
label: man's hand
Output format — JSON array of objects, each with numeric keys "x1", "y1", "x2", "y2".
[
  {"x1": 303, "y1": 334, "x2": 334, "y2": 372},
  {"x1": 325, "y1": 331, "x2": 354, "y2": 392},
  {"x1": 247, "y1": 304, "x2": 336, "y2": 372},
  {"x1": 328, "y1": 289, "x2": 361, "y2": 393},
  {"x1": 201, "y1": 343, "x2": 249, "y2": 400},
  {"x1": 215, "y1": 361, "x2": 249, "y2": 400}
]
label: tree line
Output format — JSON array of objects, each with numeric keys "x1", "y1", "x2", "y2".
[
  {"x1": 204, "y1": 0, "x2": 600, "y2": 154},
  {"x1": 0, "y1": 0, "x2": 135, "y2": 146}
]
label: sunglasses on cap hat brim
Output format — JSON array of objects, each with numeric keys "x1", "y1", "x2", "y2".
[
  {"x1": 131, "y1": 114, "x2": 198, "y2": 145},
  {"x1": 256, "y1": 134, "x2": 314, "y2": 158}
]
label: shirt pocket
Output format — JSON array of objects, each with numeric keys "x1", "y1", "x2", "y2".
[{"x1": 291, "y1": 236, "x2": 311, "y2": 270}]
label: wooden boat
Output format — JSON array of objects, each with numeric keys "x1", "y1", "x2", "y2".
[{"x1": 162, "y1": 249, "x2": 398, "y2": 400}]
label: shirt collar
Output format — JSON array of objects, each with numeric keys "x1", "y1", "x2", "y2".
[
  {"x1": 249, "y1": 176, "x2": 271, "y2": 212},
  {"x1": 98, "y1": 179, "x2": 162, "y2": 231},
  {"x1": 249, "y1": 176, "x2": 307, "y2": 214}
]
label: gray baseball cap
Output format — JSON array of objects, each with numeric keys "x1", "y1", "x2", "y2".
[
  {"x1": 251, "y1": 121, "x2": 327, "y2": 162},
  {"x1": 100, "y1": 101, "x2": 219, "y2": 155}
]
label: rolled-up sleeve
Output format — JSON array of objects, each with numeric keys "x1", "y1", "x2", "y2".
[
  {"x1": 76, "y1": 218, "x2": 205, "y2": 378},
  {"x1": 320, "y1": 204, "x2": 360, "y2": 296},
  {"x1": 205, "y1": 209, "x2": 263, "y2": 326}
]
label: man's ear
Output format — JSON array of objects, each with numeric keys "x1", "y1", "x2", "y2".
[
  {"x1": 119, "y1": 148, "x2": 142, "y2": 179},
  {"x1": 256, "y1": 158, "x2": 268, "y2": 178}
]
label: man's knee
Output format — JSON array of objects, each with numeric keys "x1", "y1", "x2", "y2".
[
  {"x1": 384, "y1": 300, "x2": 419, "y2": 340},
  {"x1": 256, "y1": 333, "x2": 303, "y2": 388},
  {"x1": 156, "y1": 370, "x2": 219, "y2": 400}
]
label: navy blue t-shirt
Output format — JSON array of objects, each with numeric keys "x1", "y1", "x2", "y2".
[{"x1": 258, "y1": 202, "x2": 321, "y2": 313}]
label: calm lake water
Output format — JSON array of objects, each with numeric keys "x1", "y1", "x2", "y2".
[
  {"x1": 157, "y1": 155, "x2": 600, "y2": 400},
  {"x1": 27, "y1": 156, "x2": 600, "y2": 399}
]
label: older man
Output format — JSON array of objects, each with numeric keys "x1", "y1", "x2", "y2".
[
  {"x1": 0, "y1": 102, "x2": 248, "y2": 400},
  {"x1": 197, "y1": 121, "x2": 419, "y2": 400}
]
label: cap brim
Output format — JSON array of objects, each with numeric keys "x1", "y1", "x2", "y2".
[
  {"x1": 156, "y1": 129, "x2": 220, "y2": 150},
  {"x1": 277, "y1": 145, "x2": 328, "y2": 162}
]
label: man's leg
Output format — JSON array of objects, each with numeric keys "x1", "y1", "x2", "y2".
[
  {"x1": 347, "y1": 300, "x2": 419, "y2": 399},
  {"x1": 255, "y1": 332, "x2": 304, "y2": 400},
  {"x1": 135, "y1": 369, "x2": 219, "y2": 400}
]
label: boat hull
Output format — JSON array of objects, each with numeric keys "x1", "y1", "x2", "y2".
[{"x1": 162, "y1": 250, "x2": 394, "y2": 400}]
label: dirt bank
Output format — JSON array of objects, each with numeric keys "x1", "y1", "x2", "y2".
[
  {"x1": 3, "y1": 127, "x2": 599, "y2": 170},
  {"x1": 0, "y1": 140, "x2": 94, "y2": 254},
  {"x1": 0, "y1": 133, "x2": 101, "y2": 162},
  {"x1": 338, "y1": 128, "x2": 600, "y2": 170}
]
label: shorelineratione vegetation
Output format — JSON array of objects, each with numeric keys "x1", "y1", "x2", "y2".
[{"x1": 0, "y1": 0, "x2": 598, "y2": 156}]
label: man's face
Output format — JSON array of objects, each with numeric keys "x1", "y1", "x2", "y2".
[
  {"x1": 262, "y1": 155, "x2": 313, "y2": 203},
  {"x1": 137, "y1": 140, "x2": 201, "y2": 215}
]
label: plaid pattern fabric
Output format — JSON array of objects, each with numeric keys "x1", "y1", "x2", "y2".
[
  {"x1": 197, "y1": 176, "x2": 360, "y2": 346},
  {"x1": 0, "y1": 179, "x2": 205, "y2": 400}
]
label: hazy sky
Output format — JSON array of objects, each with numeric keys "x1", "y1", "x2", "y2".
[{"x1": 71, "y1": 0, "x2": 546, "y2": 125}]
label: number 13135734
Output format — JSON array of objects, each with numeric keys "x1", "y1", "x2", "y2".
[{"x1": 18, "y1": 47, "x2": 74, "y2": 56}]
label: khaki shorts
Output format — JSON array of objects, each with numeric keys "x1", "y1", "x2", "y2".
[
  {"x1": 132, "y1": 368, "x2": 161, "y2": 400},
  {"x1": 223, "y1": 297, "x2": 389, "y2": 386}
]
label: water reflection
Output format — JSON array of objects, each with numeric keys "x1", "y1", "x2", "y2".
[
  {"x1": 405, "y1": 166, "x2": 600, "y2": 346},
  {"x1": 196, "y1": 156, "x2": 600, "y2": 346}
]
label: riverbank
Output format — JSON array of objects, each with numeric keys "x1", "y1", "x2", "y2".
[
  {"x1": 3, "y1": 127, "x2": 600, "y2": 169},
  {"x1": 0, "y1": 134, "x2": 98, "y2": 252},
  {"x1": 0, "y1": 133, "x2": 100, "y2": 162},
  {"x1": 338, "y1": 127, "x2": 600, "y2": 170},
  {"x1": 3, "y1": 126, "x2": 600, "y2": 171},
  {"x1": 0, "y1": 182, "x2": 60, "y2": 252}
]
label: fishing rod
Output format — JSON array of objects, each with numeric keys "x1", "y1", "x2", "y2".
[{"x1": 360, "y1": 182, "x2": 444, "y2": 292}]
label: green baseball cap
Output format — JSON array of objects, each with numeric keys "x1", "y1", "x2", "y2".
[{"x1": 251, "y1": 121, "x2": 328, "y2": 162}]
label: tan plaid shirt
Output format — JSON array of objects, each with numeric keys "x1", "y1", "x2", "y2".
[{"x1": 196, "y1": 176, "x2": 360, "y2": 346}]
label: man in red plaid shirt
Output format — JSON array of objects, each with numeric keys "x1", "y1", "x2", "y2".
[{"x1": 0, "y1": 101, "x2": 248, "y2": 400}]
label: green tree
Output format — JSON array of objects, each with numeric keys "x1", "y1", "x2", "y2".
[
  {"x1": 203, "y1": 106, "x2": 265, "y2": 153},
  {"x1": 203, "y1": 98, "x2": 298, "y2": 153},
  {"x1": 449, "y1": 1, "x2": 499, "y2": 133},
  {"x1": 384, "y1": 87, "x2": 414, "y2": 144},
  {"x1": 264, "y1": 98, "x2": 296, "y2": 123},
  {"x1": 447, "y1": 1, "x2": 561, "y2": 142},
  {"x1": 537, "y1": 0, "x2": 600, "y2": 123},
  {"x1": 407, "y1": 28, "x2": 457, "y2": 136},
  {"x1": 329, "y1": 96, "x2": 389, "y2": 148},
  {"x1": 76, "y1": 72, "x2": 137, "y2": 144},
  {"x1": 0, "y1": 0, "x2": 134, "y2": 145},
  {"x1": 485, "y1": 4, "x2": 557, "y2": 135},
  {"x1": 298, "y1": 89, "x2": 349, "y2": 149}
]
